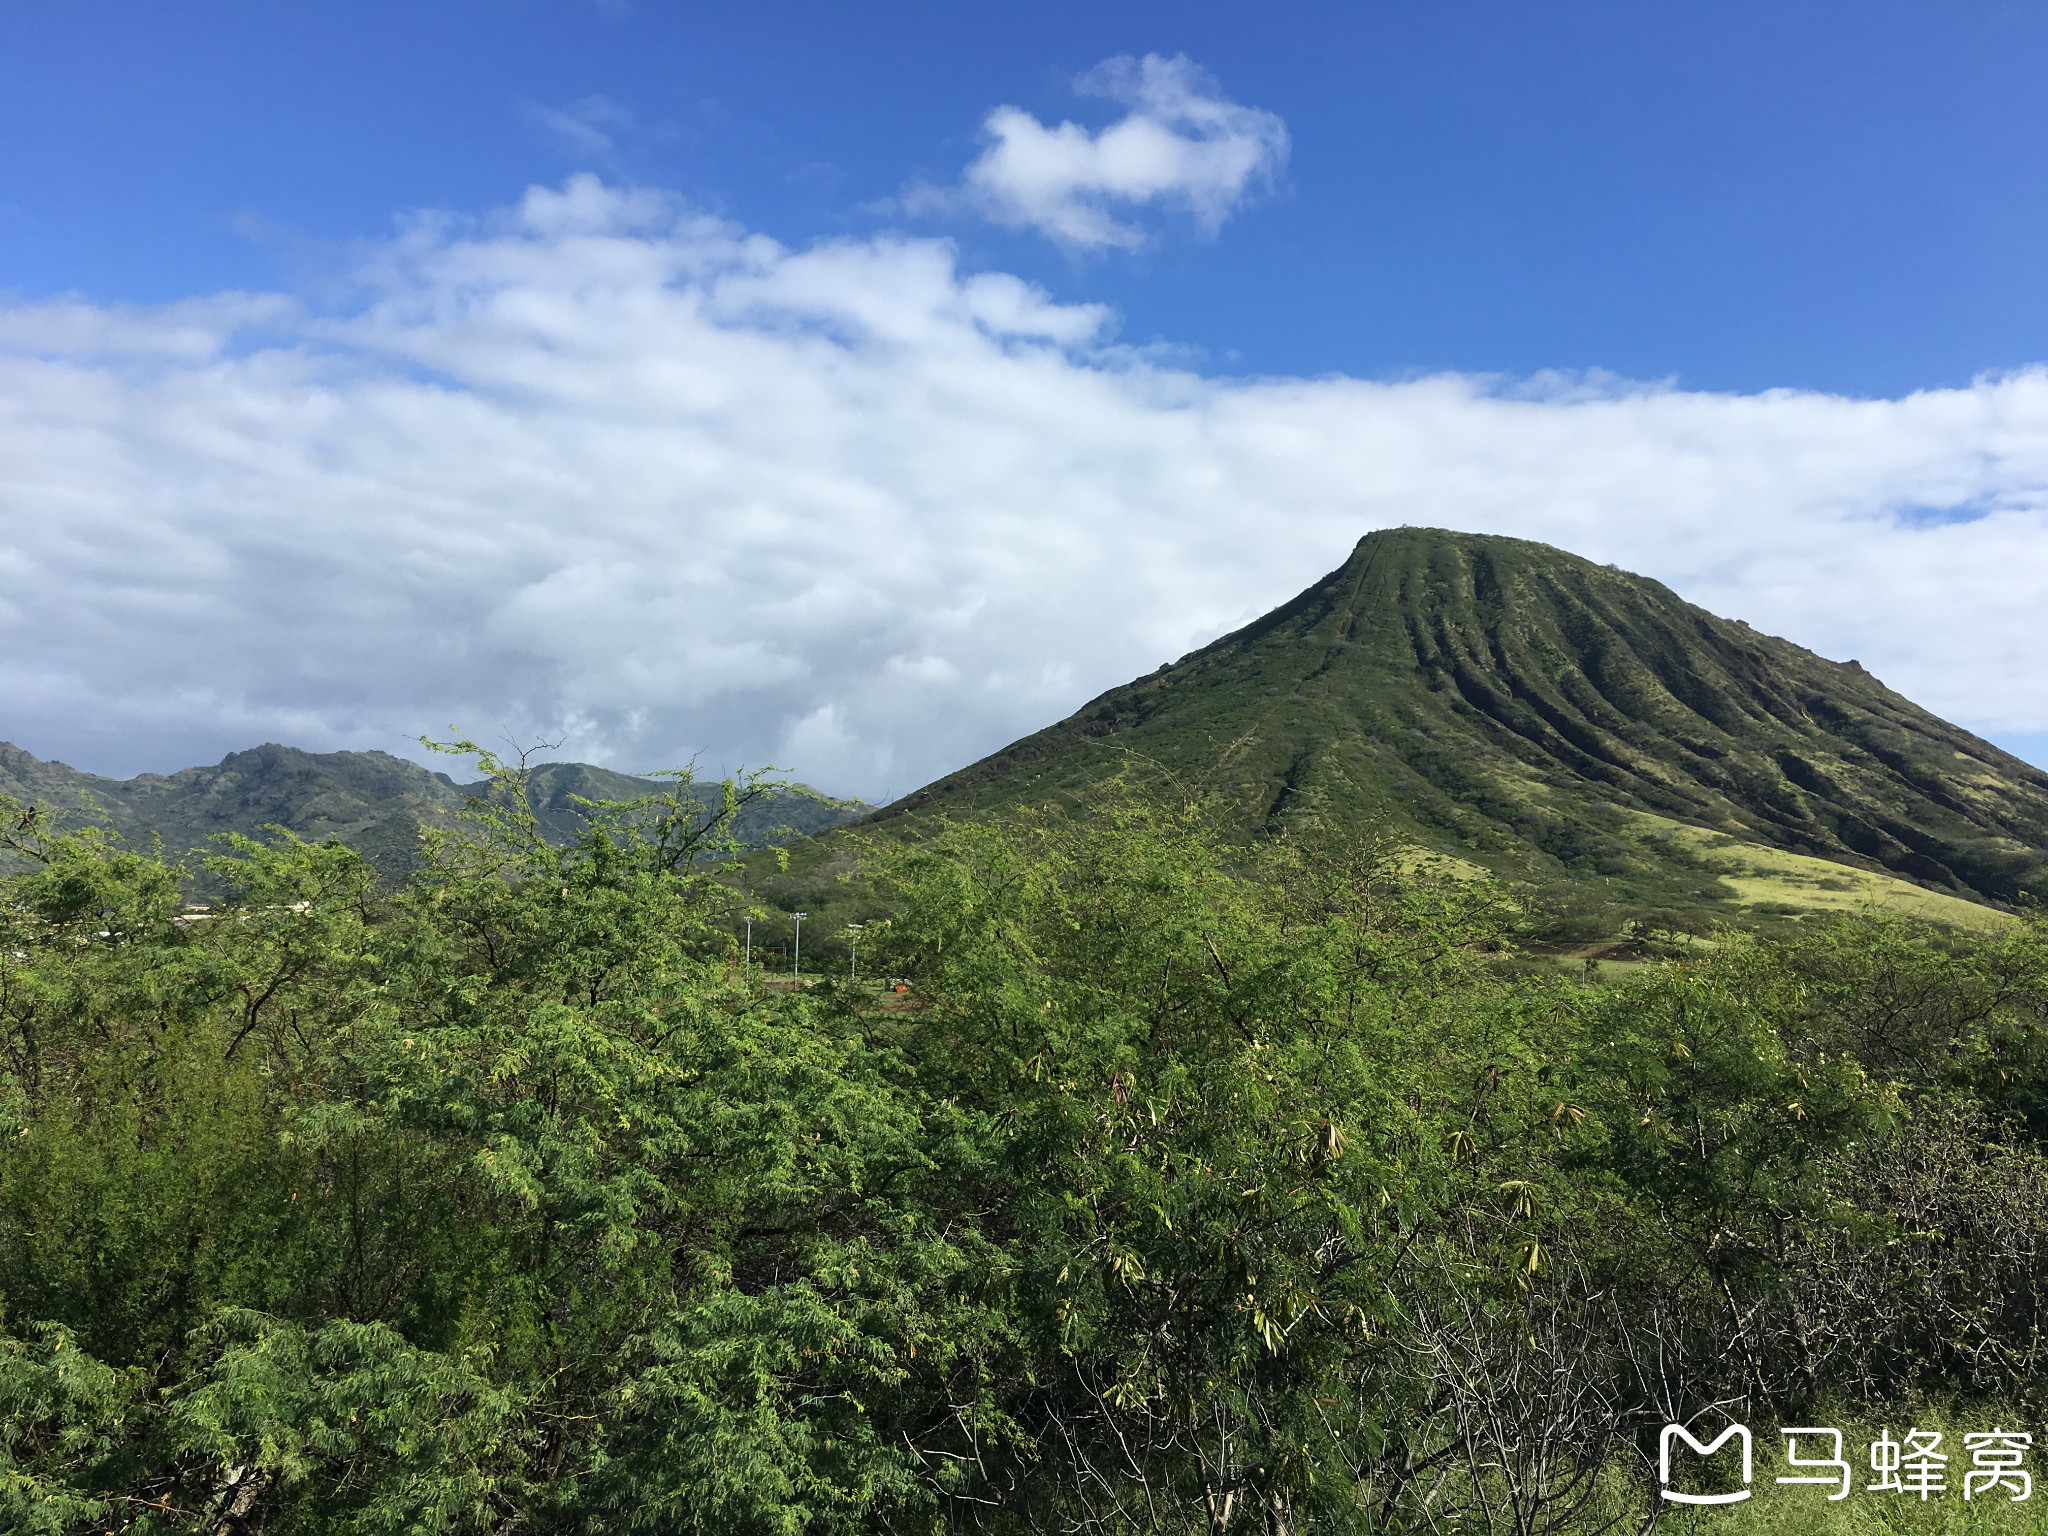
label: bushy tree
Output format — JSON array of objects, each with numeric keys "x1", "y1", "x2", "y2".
[{"x1": 4, "y1": 769, "x2": 2048, "y2": 1533}]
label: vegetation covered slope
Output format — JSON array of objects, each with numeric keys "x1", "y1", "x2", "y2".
[
  {"x1": 874, "y1": 527, "x2": 2048, "y2": 928},
  {"x1": 7, "y1": 769, "x2": 2048, "y2": 1532},
  {"x1": 0, "y1": 741, "x2": 864, "y2": 879}
]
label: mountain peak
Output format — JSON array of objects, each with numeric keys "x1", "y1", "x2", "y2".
[{"x1": 880, "y1": 530, "x2": 2048, "y2": 924}]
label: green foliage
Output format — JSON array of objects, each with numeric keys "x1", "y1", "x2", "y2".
[
  {"x1": 858, "y1": 794, "x2": 1533, "y2": 1530},
  {"x1": 4, "y1": 770, "x2": 2048, "y2": 1531},
  {"x1": 0, "y1": 1323, "x2": 134, "y2": 1533}
]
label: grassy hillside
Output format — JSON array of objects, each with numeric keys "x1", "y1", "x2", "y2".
[
  {"x1": 13, "y1": 529, "x2": 2043, "y2": 944},
  {"x1": 860, "y1": 527, "x2": 2048, "y2": 935},
  {"x1": 0, "y1": 741, "x2": 865, "y2": 881}
]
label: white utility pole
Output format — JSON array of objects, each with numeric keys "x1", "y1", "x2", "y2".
[
  {"x1": 847, "y1": 923, "x2": 863, "y2": 980},
  {"x1": 793, "y1": 912, "x2": 807, "y2": 979}
]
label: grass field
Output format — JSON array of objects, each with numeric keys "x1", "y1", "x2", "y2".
[{"x1": 1620, "y1": 810, "x2": 2014, "y2": 933}]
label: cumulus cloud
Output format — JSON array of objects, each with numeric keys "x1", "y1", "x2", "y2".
[
  {"x1": 2, "y1": 174, "x2": 2047, "y2": 796},
  {"x1": 935, "y1": 53, "x2": 1290, "y2": 250}
]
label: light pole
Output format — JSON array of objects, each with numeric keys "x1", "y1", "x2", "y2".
[
  {"x1": 792, "y1": 912, "x2": 807, "y2": 980},
  {"x1": 846, "y1": 923, "x2": 863, "y2": 980},
  {"x1": 744, "y1": 916, "x2": 752, "y2": 969}
]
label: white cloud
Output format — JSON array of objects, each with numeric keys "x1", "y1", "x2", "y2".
[
  {"x1": 2, "y1": 174, "x2": 2047, "y2": 795},
  {"x1": 522, "y1": 98, "x2": 623, "y2": 160},
  {"x1": 0, "y1": 292, "x2": 297, "y2": 361},
  {"x1": 933, "y1": 53, "x2": 1290, "y2": 250},
  {"x1": 520, "y1": 95, "x2": 677, "y2": 169}
]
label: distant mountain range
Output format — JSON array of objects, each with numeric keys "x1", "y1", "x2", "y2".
[
  {"x1": 10, "y1": 527, "x2": 2046, "y2": 936},
  {"x1": 872, "y1": 527, "x2": 2048, "y2": 933},
  {"x1": 0, "y1": 741, "x2": 865, "y2": 879}
]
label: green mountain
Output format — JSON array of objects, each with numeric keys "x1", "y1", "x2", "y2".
[
  {"x1": 13, "y1": 528, "x2": 2043, "y2": 938},
  {"x1": 872, "y1": 527, "x2": 2048, "y2": 933},
  {"x1": 0, "y1": 742, "x2": 864, "y2": 881}
]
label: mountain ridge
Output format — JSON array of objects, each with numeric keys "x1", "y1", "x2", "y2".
[
  {"x1": 871, "y1": 527, "x2": 2048, "y2": 926},
  {"x1": 10, "y1": 528, "x2": 2044, "y2": 933},
  {"x1": 0, "y1": 741, "x2": 865, "y2": 878}
]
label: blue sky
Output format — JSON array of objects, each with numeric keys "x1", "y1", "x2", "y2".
[
  {"x1": 2, "y1": 2, "x2": 2047, "y2": 786},
  {"x1": 9, "y1": 1, "x2": 2048, "y2": 394}
]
